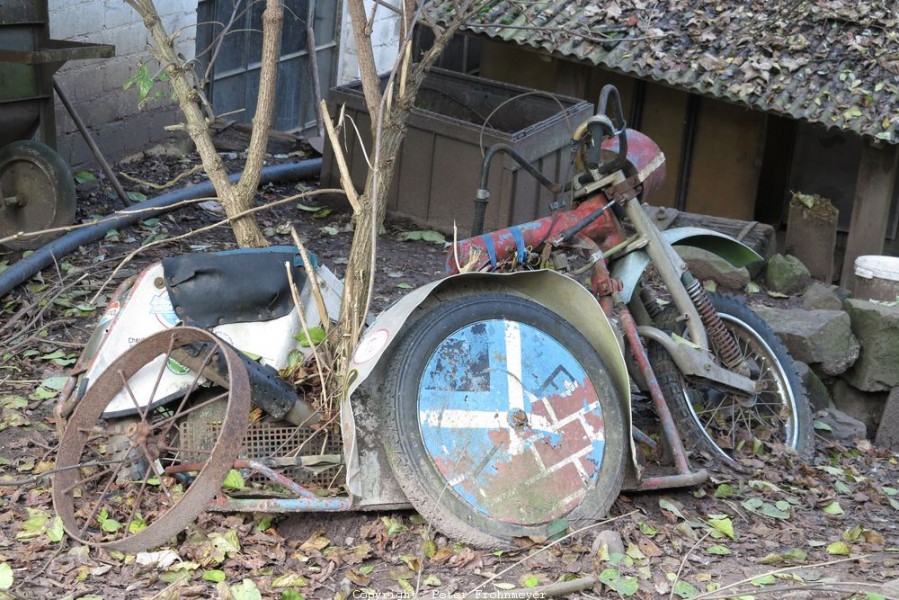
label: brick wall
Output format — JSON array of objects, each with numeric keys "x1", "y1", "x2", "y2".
[{"x1": 48, "y1": 0, "x2": 198, "y2": 167}]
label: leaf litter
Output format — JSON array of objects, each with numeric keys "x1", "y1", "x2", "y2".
[{"x1": 0, "y1": 152, "x2": 898, "y2": 598}]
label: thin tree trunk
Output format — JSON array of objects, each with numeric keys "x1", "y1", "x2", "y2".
[
  {"x1": 125, "y1": 0, "x2": 283, "y2": 248},
  {"x1": 332, "y1": 2, "x2": 476, "y2": 390}
]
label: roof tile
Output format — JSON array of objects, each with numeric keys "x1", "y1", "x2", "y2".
[{"x1": 436, "y1": 0, "x2": 899, "y2": 143}]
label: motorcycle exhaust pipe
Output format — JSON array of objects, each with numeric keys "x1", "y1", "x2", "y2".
[{"x1": 172, "y1": 344, "x2": 320, "y2": 427}]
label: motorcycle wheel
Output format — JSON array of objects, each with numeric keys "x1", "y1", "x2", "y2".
[
  {"x1": 648, "y1": 292, "x2": 813, "y2": 465},
  {"x1": 381, "y1": 293, "x2": 627, "y2": 548}
]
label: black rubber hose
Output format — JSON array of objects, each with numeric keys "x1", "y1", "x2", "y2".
[{"x1": 0, "y1": 158, "x2": 322, "y2": 299}]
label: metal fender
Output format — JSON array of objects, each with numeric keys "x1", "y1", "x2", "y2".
[
  {"x1": 611, "y1": 227, "x2": 764, "y2": 304},
  {"x1": 342, "y1": 270, "x2": 634, "y2": 503}
]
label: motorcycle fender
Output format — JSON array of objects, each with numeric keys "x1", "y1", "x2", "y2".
[
  {"x1": 343, "y1": 270, "x2": 637, "y2": 504},
  {"x1": 612, "y1": 227, "x2": 764, "y2": 304}
]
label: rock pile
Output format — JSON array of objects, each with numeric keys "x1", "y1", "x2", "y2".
[{"x1": 683, "y1": 249, "x2": 899, "y2": 451}]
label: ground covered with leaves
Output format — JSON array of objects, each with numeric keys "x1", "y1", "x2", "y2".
[{"x1": 0, "y1": 152, "x2": 898, "y2": 599}]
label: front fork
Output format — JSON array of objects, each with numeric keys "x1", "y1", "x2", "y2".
[
  {"x1": 623, "y1": 198, "x2": 749, "y2": 375},
  {"x1": 582, "y1": 200, "x2": 750, "y2": 490}
]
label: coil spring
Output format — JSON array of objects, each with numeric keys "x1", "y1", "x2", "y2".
[
  {"x1": 640, "y1": 287, "x2": 665, "y2": 319},
  {"x1": 684, "y1": 277, "x2": 744, "y2": 369}
]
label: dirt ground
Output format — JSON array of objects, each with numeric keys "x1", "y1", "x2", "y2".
[{"x1": 0, "y1": 151, "x2": 897, "y2": 600}]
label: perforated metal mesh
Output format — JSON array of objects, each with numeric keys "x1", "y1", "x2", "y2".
[{"x1": 179, "y1": 420, "x2": 344, "y2": 488}]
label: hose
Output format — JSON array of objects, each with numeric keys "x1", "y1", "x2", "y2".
[{"x1": 0, "y1": 158, "x2": 322, "y2": 299}]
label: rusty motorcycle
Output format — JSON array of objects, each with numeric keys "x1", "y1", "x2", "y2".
[{"x1": 51, "y1": 85, "x2": 812, "y2": 552}]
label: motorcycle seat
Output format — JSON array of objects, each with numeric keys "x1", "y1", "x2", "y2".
[{"x1": 161, "y1": 246, "x2": 312, "y2": 328}]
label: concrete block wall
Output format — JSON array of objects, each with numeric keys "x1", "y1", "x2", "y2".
[
  {"x1": 48, "y1": 0, "x2": 198, "y2": 167},
  {"x1": 337, "y1": 0, "x2": 401, "y2": 85}
]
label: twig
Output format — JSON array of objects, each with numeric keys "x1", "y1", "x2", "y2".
[
  {"x1": 14, "y1": 537, "x2": 69, "y2": 594},
  {"x1": 669, "y1": 530, "x2": 711, "y2": 600},
  {"x1": 90, "y1": 187, "x2": 344, "y2": 302},
  {"x1": 1, "y1": 272, "x2": 91, "y2": 349},
  {"x1": 697, "y1": 581, "x2": 898, "y2": 600},
  {"x1": 320, "y1": 100, "x2": 361, "y2": 213},
  {"x1": 290, "y1": 228, "x2": 330, "y2": 333},
  {"x1": 285, "y1": 261, "x2": 331, "y2": 414},
  {"x1": 691, "y1": 554, "x2": 871, "y2": 600},
  {"x1": 119, "y1": 164, "x2": 204, "y2": 191},
  {"x1": 0, "y1": 195, "x2": 216, "y2": 246},
  {"x1": 480, "y1": 576, "x2": 598, "y2": 599},
  {"x1": 464, "y1": 510, "x2": 640, "y2": 598}
]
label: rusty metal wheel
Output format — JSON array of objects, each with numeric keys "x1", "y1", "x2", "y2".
[
  {"x1": 52, "y1": 327, "x2": 250, "y2": 552},
  {"x1": 0, "y1": 140, "x2": 76, "y2": 250}
]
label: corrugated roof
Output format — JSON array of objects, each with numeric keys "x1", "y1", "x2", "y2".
[{"x1": 435, "y1": 0, "x2": 899, "y2": 144}]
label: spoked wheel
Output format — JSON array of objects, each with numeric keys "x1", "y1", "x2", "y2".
[
  {"x1": 382, "y1": 293, "x2": 627, "y2": 548},
  {"x1": 52, "y1": 327, "x2": 250, "y2": 552},
  {"x1": 649, "y1": 293, "x2": 812, "y2": 465},
  {"x1": 0, "y1": 141, "x2": 76, "y2": 250}
]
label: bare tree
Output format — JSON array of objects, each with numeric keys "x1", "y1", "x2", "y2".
[
  {"x1": 126, "y1": 0, "x2": 485, "y2": 398},
  {"x1": 331, "y1": 0, "x2": 486, "y2": 387},
  {"x1": 124, "y1": 0, "x2": 282, "y2": 248}
]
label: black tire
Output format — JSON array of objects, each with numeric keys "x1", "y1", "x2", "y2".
[
  {"x1": 381, "y1": 293, "x2": 627, "y2": 548},
  {"x1": 648, "y1": 293, "x2": 813, "y2": 465}
]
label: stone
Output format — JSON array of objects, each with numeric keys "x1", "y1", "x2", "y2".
[
  {"x1": 831, "y1": 380, "x2": 888, "y2": 437},
  {"x1": 591, "y1": 529, "x2": 624, "y2": 559},
  {"x1": 675, "y1": 246, "x2": 751, "y2": 290},
  {"x1": 842, "y1": 299, "x2": 899, "y2": 391},
  {"x1": 794, "y1": 361, "x2": 833, "y2": 412},
  {"x1": 754, "y1": 307, "x2": 859, "y2": 376},
  {"x1": 874, "y1": 388, "x2": 899, "y2": 451},
  {"x1": 801, "y1": 282, "x2": 844, "y2": 311},
  {"x1": 813, "y1": 408, "x2": 867, "y2": 442},
  {"x1": 765, "y1": 254, "x2": 812, "y2": 296},
  {"x1": 882, "y1": 578, "x2": 899, "y2": 596}
]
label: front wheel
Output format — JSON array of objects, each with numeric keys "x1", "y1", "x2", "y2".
[
  {"x1": 649, "y1": 293, "x2": 813, "y2": 465},
  {"x1": 381, "y1": 293, "x2": 627, "y2": 548}
]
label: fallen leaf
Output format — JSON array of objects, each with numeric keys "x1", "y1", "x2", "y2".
[
  {"x1": 826, "y1": 541, "x2": 851, "y2": 555},
  {"x1": 823, "y1": 502, "x2": 844, "y2": 516},
  {"x1": 230, "y1": 578, "x2": 262, "y2": 600},
  {"x1": 0, "y1": 563, "x2": 11, "y2": 590}
]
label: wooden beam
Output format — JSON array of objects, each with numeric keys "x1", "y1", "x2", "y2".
[{"x1": 840, "y1": 141, "x2": 899, "y2": 288}]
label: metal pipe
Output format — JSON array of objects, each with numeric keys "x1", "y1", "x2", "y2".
[
  {"x1": 623, "y1": 196, "x2": 708, "y2": 349},
  {"x1": 53, "y1": 78, "x2": 132, "y2": 207},
  {"x1": 472, "y1": 143, "x2": 562, "y2": 235},
  {"x1": 615, "y1": 298, "x2": 694, "y2": 476},
  {"x1": 675, "y1": 94, "x2": 700, "y2": 211},
  {"x1": 634, "y1": 468, "x2": 708, "y2": 491},
  {"x1": 0, "y1": 159, "x2": 322, "y2": 299}
]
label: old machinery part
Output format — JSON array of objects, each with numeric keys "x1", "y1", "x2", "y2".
[
  {"x1": 52, "y1": 327, "x2": 250, "y2": 552},
  {"x1": 171, "y1": 344, "x2": 319, "y2": 426},
  {"x1": 0, "y1": 140, "x2": 76, "y2": 250},
  {"x1": 683, "y1": 274, "x2": 746, "y2": 372},
  {"x1": 380, "y1": 292, "x2": 628, "y2": 548},
  {"x1": 648, "y1": 294, "x2": 813, "y2": 464}
]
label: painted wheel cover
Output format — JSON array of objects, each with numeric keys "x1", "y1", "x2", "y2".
[{"x1": 417, "y1": 318, "x2": 606, "y2": 526}]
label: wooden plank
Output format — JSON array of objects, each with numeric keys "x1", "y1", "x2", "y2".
[
  {"x1": 210, "y1": 119, "x2": 302, "y2": 154},
  {"x1": 840, "y1": 142, "x2": 899, "y2": 287},
  {"x1": 643, "y1": 204, "x2": 775, "y2": 257},
  {"x1": 687, "y1": 98, "x2": 765, "y2": 221}
]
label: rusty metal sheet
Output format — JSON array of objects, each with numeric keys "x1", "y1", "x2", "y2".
[{"x1": 345, "y1": 270, "x2": 633, "y2": 501}]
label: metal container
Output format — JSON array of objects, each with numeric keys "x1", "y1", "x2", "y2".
[
  {"x1": 322, "y1": 68, "x2": 593, "y2": 234},
  {"x1": 0, "y1": 0, "x2": 114, "y2": 248},
  {"x1": 854, "y1": 255, "x2": 899, "y2": 302},
  {"x1": 0, "y1": 0, "x2": 114, "y2": 149}
]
